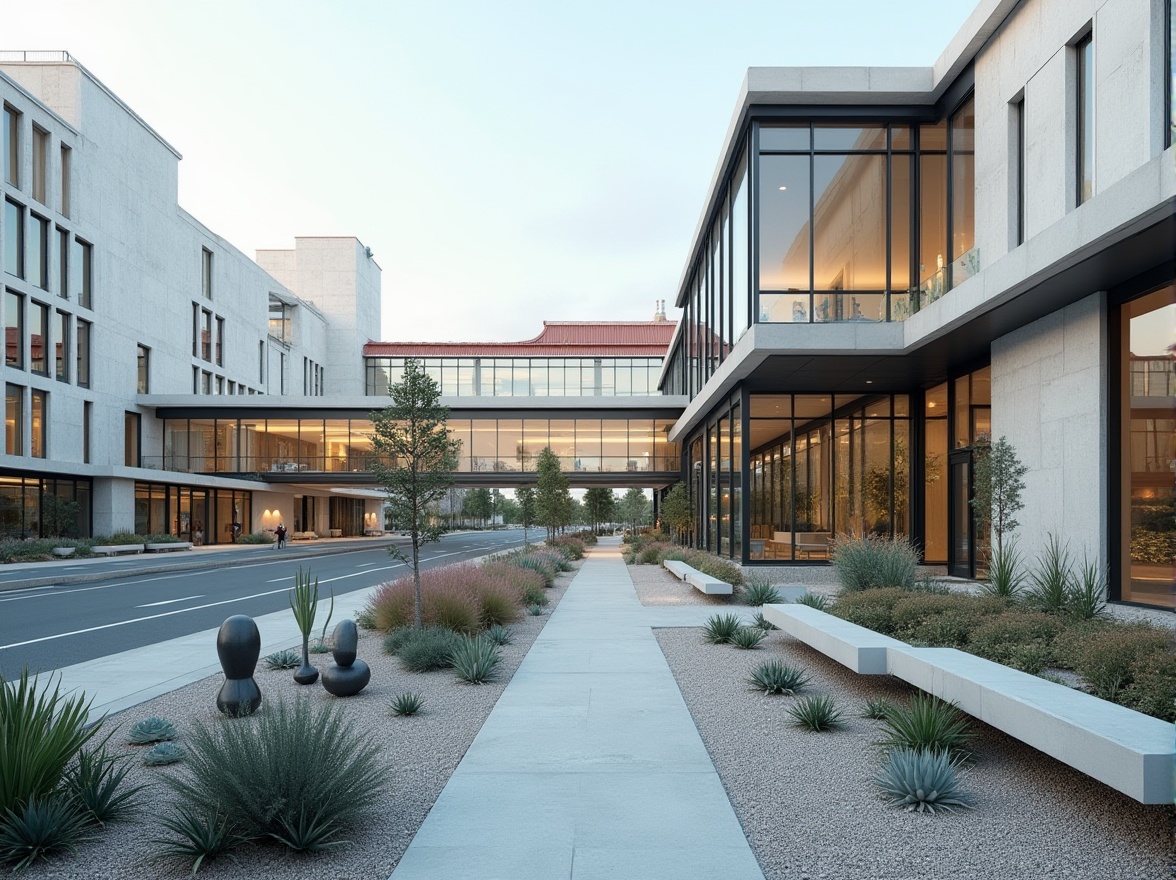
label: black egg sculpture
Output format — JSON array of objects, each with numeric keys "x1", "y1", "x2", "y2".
[
  {"x1": 216, "y1": 614, "x2": 262, "y2": 716},
  {"x1": 321, "y1": 619, "x2": 370, "y2": 697}
]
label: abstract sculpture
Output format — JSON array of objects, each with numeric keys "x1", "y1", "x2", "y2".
[
  {"x1": 216, "y1": 614, "x2": 262, "y2": 715},
  {"x1": 320, "y1": 619, "x2": 370, "y2": 697}
]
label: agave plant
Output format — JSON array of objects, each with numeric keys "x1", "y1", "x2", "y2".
[
  {"x1": 64, "y1": 745, "x2": 142, "y2": 826},
  {"x1": 527, "y1": 603, "x2": 545, "y2": 616},
  {"x1": 730, "y1": 627, "x2": 768, "y2": 649},
  {"x1": 262, "y1": 649, "x2": 301, "y2": 670},
  {"x1": 389, "y1": 692, "x2": 424, "y2": 717},
  {"x1": 794, "y1": 592, "x2": 829, "y2": 611},
  {"x1": 751, "y1": 612, "x2": 777, "y2": 631},
  {"x1": 875, "y1": 748, "x2": 972, "y2": 813},
  {"x1": 142, "y1": 742, "x2": 185, "y2": 767},
  {"x1": 860, "y1": 697, "x2": 896, "y2": 720},
  {"x1": 127, "y1": 716, "x2": 177, "y2": 745},
  {"x1": 0, "y1": 795, "x2": 95, "y2": 870},
  {"x1": 703, "y1": 613, "x2": 742, "y2": 645},
  {"x1": 483, "y1": 624, "x2": 515, "y2": 646},
  {"x1": 787, "y1": 695, "x2": 845, "y2": 732},
  {"x1": 979, "y1": 540, "x2": 1025, "y2": 599},
  {"x1": 151, "y1": 806, "x2": 254, "y2": 875},
  {"x1": 1066, "y1": 556, "x2": 1107, "y2": 621},
  {"x1": 741, "y1": 579, "x2": 781, "y2": 606},
  {"x1": 451, "y1": 637, "x2": 501, "y2": 684},
  {"x1": 876, "y1": 692, "x2": 975, "y2": 760},
  {"x1": 1025, "y1": 533, "x2": 1071, "y2": 613},
  {"x1": 747, "y1": 659, "x2": 810, "y2": 695}
]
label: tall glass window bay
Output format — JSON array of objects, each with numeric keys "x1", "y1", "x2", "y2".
[
  {"x1": 1077, "y1": 34, "x2": 1094, "y2": 206},
  {"x1": 730, "y1": 149, "x2": 749, "y2": 345},
  {"x1": 951, "y1": 96, "x2": 976, "y2": 282},
  {"x1": 758, "y1": 154, "x2": 811, "y2": 321}
]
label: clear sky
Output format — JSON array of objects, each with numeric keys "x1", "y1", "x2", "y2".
[{"x1": 5, "y1": 0, "x2": 977, "y2": 343}]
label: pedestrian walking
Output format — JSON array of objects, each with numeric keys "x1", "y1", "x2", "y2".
[{"x1": 275, "y1": 522, "x2": 287, "y2": 549}]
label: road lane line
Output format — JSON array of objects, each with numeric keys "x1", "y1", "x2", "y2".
[{"x1": 136, "y1": 595, "x2": 204, "y2": 608}]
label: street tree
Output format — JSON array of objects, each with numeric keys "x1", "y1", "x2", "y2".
[
  {"x1": 463, "y1": 487, "x2": 493, "y2": 527},
  {"x1": 618, "y1": 486, "x2": 651, "y2": 532},
  {"x1": 661, "y1": 482, "x2": 693, "y2": 543},
  {"x1": 369, "y1": 358, "x2": 461, "y2": 629},
  {"x1": 535, "y1": 447, "x2": 572, "y2": 540},
  {"x1": 516, "y1": 486, "x2": 536, "y2": 546},
  {"x1": 583, "y1": 487, "x2": 616, "y2": 534}
]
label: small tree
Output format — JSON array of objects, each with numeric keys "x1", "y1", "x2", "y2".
[
  {"x1": 584, "y1": 487, "x2": 616, "y2": 534},
  {"x1": 970, "y1": 435, "x2": 1028, "y2": 556},
  {"x1": 463, "y1": 488, "x2": 493, "y2": 527},
  {"x1": 535, "y1": 447, "x2": 572, "y2": 540},
  {"x1": 369, "y1": 358, "x2": 461, "y2": 629},
  {"x1": 618, "y1": 487, "x2": 651, "y2": 533},
  {"x1": 661, "y1": 482, "x2": 693, "y2": 544},
  {"x1": 516, "y1": 486, "x2": 536, "y2": 546}
]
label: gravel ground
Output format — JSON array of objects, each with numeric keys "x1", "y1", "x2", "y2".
[
  {"x1": 629, "y1": 561, "x2": 739, "y2": 606},
  {"x1": 22, "y1": 565, "x2": 575, "y2": 880},
  {"x1": 655, "y1": 627, "x2": 1175, "y2": 880}
]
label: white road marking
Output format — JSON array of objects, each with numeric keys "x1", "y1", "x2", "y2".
[{"x1": 137, "y1": 595, "x2": 204, "y2": 608}]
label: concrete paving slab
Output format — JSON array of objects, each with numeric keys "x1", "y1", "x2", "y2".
[{"x1": 389, "y1": 540, "x2": 764, "y2": 880}]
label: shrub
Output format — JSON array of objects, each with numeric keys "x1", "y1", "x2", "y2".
[
  {"x1": 527, "y1": 603, "x2": 545, "y2": 616},
  {"x1": 703, "y1": 613, "x2": 742, "y2": 645},
  {"x1": 151, "y1": 806, "x2": 252, "y2": 876},
  {"x1": 875, "y1": 748, "x2": 972, "y2": 814},
  {"x1": 1066, "y1": 557, "x2": 1107, "y2": 621},
  {"x1": 142, "y1": 742, "x2": 185, "y2": 766},
  {"x1": 638, "y1": 543, "x2": 672, "y2": 565},
  {"x1": 382, "y1": 626, "x2": 416, "y2": 656},
  {"x1": 787, "y1": 696, "x2": 845, "y2": 731},
  {"x1": 532, "y1": 549, "x2": 572, "y2": 573},
  {"x1": 64, "y1": 745, "x2": 141, "y2": 826},
  {"x1": 0, "y1": 538, "x2": 93, "y2": 563},
  {"x1": 794, "y1": 592, "x2": 828, "y2": 610},
  {"x1": 730, "y1": 627, "x2": 768, "y2": 649},
  {"x1": 830, "y1": 588, "x2": 909, "y2": 635},
  {"x1": 353, "y1": 607, "x2": 377, "y2": 630},
  {"x1": 831, "y1": 534, "x2": 918, "y2": 592},
  {"x1": 0, "y1": 795, "x2": 94, "y2": 870},
  {"x1": 483, "y1": 624, "x2": 514, "y2": 646},
  {"x1": 521, "y1": 583, "x2": 548, "y2": 607},
  {"x1": 514, "y1": 554, "x2": 557, "y2": 586},
  {"x1": 1123, "y1": 651, "x2": 1176, "y2": 721},
  {"x1": 979, "y1": 541, "x2": 1025, "y2": 599},
  {"x1": 127, "y1": 716, "x2": 177, "y2": 745},
  {"x1": 451, "y1": 637, "x2": 501, "y2": 684},
  {"x1": 890, "y1": 594, "x2": 1003, "y2": 647},
  {"x1": 482, "y1": 562, "x2": 546, "y2": 597},
  {"x1": 389, "y1": 693, "x2": 424, "y2": 717},
  {"x1": 877, "y1": 692, "x2": 975, "y2": 760},
  {"x1": 469, "y1": 578, "x2": 523, "y2": 628},
  {"x1": 860, "y1": 697, "x2": 896, "y2": 720},
  {"x1": 366, "y1": 579, "x2": 416, "y2": 632},
  {"x1": 91, "y1": 531, "x2": 144, "y2": 546},
  {"x1": 967, "y1": 612, "x2": 1063, "y2": 673},
  {"x1": 741, "y1": 579, "x2": 781, "y2": 606},
  {"x1": 1025, "y1": 533, "x2": 1071, "y2": 614},
  {"x1": 262, "y1": 649, "x2": 301, "y2": 670},
  {"x1": 751, "y1": 612, "x2": 777, "y2": 631},
  {"x1": 1071, "y1": 625, "x2": 1172, "y2": 701},
  {"x1": 1050, "y1": 618, "x2": 1120, "y2": 669},
  {"x1": 747, "y1": 660, "x2": 809, "y2": 695},
  {"x1": 398, "y1": 627, "x2": 464, "y2": 673},
  {"x1": 547, "y1": 536, "x2": 586, "y2": 560},
  {"x1": 236, "y1": 531, "x2": 276, "y2": 544},
  {"x1": 159, "y1": 698, "x2": 383, "y2": 853},
  {"x1": 686, "y1": 552, "x2": 744, "y2": 587}
]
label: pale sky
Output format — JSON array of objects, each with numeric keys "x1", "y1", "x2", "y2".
[{"x1": 5, "y1": 0, "x2": 977, "y2": 343}]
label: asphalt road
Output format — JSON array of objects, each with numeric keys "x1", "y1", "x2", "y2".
[{"x1": 0, "y1": 529, "x2": 529, "y2": 680}]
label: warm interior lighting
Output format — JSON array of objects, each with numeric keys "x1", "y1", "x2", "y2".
[
  {"x1": 928, "y1": 401, "x2": 937, "y2": 408},
  {"x1": 778, "y1": 185, "x2": 788, "y2": 191}
]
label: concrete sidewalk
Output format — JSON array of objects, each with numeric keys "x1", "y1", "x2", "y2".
[{"x1": 389, "y1": 539, "x2": 765, "y2": 880}]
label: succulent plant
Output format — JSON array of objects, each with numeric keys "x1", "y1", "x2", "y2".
[
  {"x1": 451, "y1": 637, "x2": 501, "y2": 684},
  {"x1": 860, "y1": 697, "x2": 896, "y2": 720},
  {"x1": 787, "y1": 695, "x2": 845, "y2": 732},
  {"x1": 527, "y1": 603, "x2": 545, "y2": 616},
  {"x1": 389, "y1": 692, "x2": 424, "y2": 717},
  {"x1": 747, "y1": 659, "x2": 810, "y2": 695},
  {"x1": 730, "y1": 627, "x2": 768, "y2": 649},
  {"x1": 741, "y1": 580, "x2": 782, "y2": 606},
  {"x1": 142, "y1": 742, "x2": 185, "y2": 766},
  {"x1": 794, "y1": 592, "x2": 829, "y2": 610},
  {"x1": 751, "y1": 612, "x2": 777, "y2": 631},
  {"x1": 128, "y1": 716, "x2": 177, "y2": 745},
  {"x1": 262, "y1": 648, "x2": 301, "y2": 670},
  {"x1": 483, "y1": 624, "x2": 515, "y2": 646},
  {"x1": 703, "y1": 613, "x2": 742, "y2": 644},
  {"x1": 875, "y1": 747, "x2": 972, "y2": 813}
]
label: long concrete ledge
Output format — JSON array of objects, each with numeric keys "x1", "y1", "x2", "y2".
[
  {"x1": 662, "y1": 559, "x2": 733, "y2": 595},
  {"x1": 762, "y1": 603, "x2": 1175, "y2": 804}
]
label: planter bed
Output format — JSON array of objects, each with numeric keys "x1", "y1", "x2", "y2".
[
  {"x1": 91, "y1": 544, "x2": 145, "y2": 556},
  {"x1": 144, "y1": 542, "x2": 192, "y2": 552}
]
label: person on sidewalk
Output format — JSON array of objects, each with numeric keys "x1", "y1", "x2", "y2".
[{"x1": 275, "y1": 522, "x2": 287, "y2": 549}]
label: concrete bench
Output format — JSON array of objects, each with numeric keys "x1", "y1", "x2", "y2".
[
  {"x1": 291, "y1": 532, "x2": 317, "y2": 541},
  {"x1": 145, "y1": 542, "x2": 192, "y2": 552},
  {"x1": 762, "y1": 603, "x2": 906, "y2": 674},
  {"x1": 52, "y1": 547, "x2": 76, "y2": 557},
  {"x1": 91, "y1": 544, "x2": 144, "y2": 556},
  {"x1": 762, "y1": 602, "x2": 1174, "y2": 804},
  {"x1": 662, "y1": 559, "x2": 733, "y2": 595}
]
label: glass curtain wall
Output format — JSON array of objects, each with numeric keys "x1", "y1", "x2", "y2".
[
  {"x1": 158, "y1": 417, "x2": 679, "y2": 475},
  {"x1": 134, "y1": 482, "x2": 251, "y2": 545},
  {"x1": 0, "y1": 475, "x2": 90, "y2": 539},
  {"x1": 746, "y1": 393, "x2": 910, "y2": 561},
  {"x1": 365, "y1": 357, "x2": 664, "y2": 397},
  {"x1": 1117, "y1": 285, "x2": 1175, "y2": 607}
]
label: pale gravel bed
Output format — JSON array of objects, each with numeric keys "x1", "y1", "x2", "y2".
[
  {"x1": 629, "y1": 561, "x2": 740, "y2": 606},
  {"x1": 655, "y1": 627, "x2": 1174, "y2": 880},
  {"x1": 23, "y1": 566, "x2": 576, "y2": 880}
]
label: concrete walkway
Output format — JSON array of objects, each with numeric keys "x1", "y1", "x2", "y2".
[{"x1": 389, "y1": 540, "x2": 765, "y2": 880}]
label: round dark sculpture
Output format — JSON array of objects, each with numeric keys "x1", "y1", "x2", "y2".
[
  {"x1": 320, "y1": 619, "x2": 369, "y2": 697},
  {"x1": 293, "y1": 651, "x2": 319, "y2": 685},
  {"x1": 216, "y1": 615, "x2": 262, "y2": 716}
]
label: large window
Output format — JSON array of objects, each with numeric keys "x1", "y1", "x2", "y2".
[
  {"x1": 4, "y1": 199, "x2": 24, "y2": 279},
  {"x1": 30, "y1": 389, "x2": 46, "y2": 458},
  {"x1": 3, "y1": 105, "x2": 18, "y2": 187},
  {"x1": 5, "y1": 384, "x2": 23, "y2": 454},
  {"x1": 0, "y1": 476, "x2": 91, "y2": 540},
  {"x1": 137, "y1": 344, "x2": 150, "y2": 393},
  {"x1": 201, "y1": 248, "x2": 213, "y2": 298},
  {"x1": 364, "y1": 356, "x2": 664, "y2": 397},
  {"x1": 76, "y1": 318, "x2": 90, "y2": 387},
  {"x1": 1117, "y1": 285, "x2": 1175, "y2": 608},
  {"x1": 1076, "y1": 32, "x2": 1094, "y2": 206},
  {"x1": 71, "y1": 238, "x2": 91, "y2": 308},
  {"x1": 269, "y1": 295, "x2": 292, "y2": 341},
  {"x1": 31, "y1": 127, "x2": 47, "y2": 204},
  {"x1": 29, "y1": 214, "x2": 48, "y2": 289},
  {"x1": 29, "y1": 300, "x2": 47, "y2": 375},
  {"x1": 124, "y1": 411, "x2": 141, "y2": 467},
  {"x1": 55, "y1": 309, "x2": 68, "y2": 381},
  {"x1": 4, "y1": 290, "x2": 22, "y2": 369}
]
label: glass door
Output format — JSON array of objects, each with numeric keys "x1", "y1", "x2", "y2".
[{"x1": 948, "y1": 450, "x2": 973, "y2": 578}]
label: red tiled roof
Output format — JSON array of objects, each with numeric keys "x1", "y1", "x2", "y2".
[{"x1": 364, "y1": 321, "x2": 677, "y2": 358}]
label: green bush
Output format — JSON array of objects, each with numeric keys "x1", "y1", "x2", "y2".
[
  {"x1": 90, "y1": 531, "x2": 145, "y2": 546},
  {"x1": 483, "y1": 624, "x2": 514, "y2": 646},
  {"x1": 0, "y1": 795, "x2": 94, "y2": 870},
  {"x1": 389, "y1": 692, "x2": 424, "y2": 717},
  {"x1": 730, "y1": 627, "x2": 768, "y2": 649},
  {"x1": 747, "y1": 660, "x2": 809, "y2": 695},
  {"x1": 829, "y1": 588, "x2": 909, "y2": 635},
  {"x1": 703, "y1": 613, "x2": 742, "y2": 645},
  {"x1": 547, "y1": 536, "x2": 586, "y2": 560},
  {"x1": 382, "y1": 626, "x2": 416, "y2": 656},
  {"x1": 236, "y1": 531, "x2": 276, "y2": 545},
  {"x1": 787, "y1": 696, "x2": 845, "y2": 732},
  {"x1": 890, "y1": 594, "x2": 1002, "y2": 647},
  {"x1": 741, "y1": 578, "x2": 781, "y2": 606},
  {"x1": 151, "y1": 806, "x2": 253, "y2": 875},
  {"x1": 860, "y1": 697, "x2": 896, "y2": 720},
  {"x1": 967, "y1": 612, "x2": 1064, "y2": 673},
  {"x1": 1070, "y1": 625, "x2": 1172, "y2": 701},
  {"x1": 831, "y1": 534, "x2": 919, "y2": 591},
  {"x1": 451, "y1": 637, "x2": 502, "y2": 684},
  {"x1": 158, "y1": 698, "x2": 383, "y2": 854},
  {"x1": 794, "y1": 592, "x2": 828, "y2": 610},
  {"x1": 876, "y1": 692, "x2": 975, "y2": 760},
  {"x1": 979, "y1": 541, "x2": 1025, "y2": 598},
  {"x1": 1123, "y1": 651, "x2": 1176, "y2": 721},
  {"x1": 0, "y1": 538, "x2": 94, "y2": 563},
  {"x1": 1050, "y1": 618, "x2": 1120, "y2": 669},
  {"x1": 65, "y1": 745, "x2": 141, "y2": 826},
  {"x1": 682, "y1": 551, "x2": 743, "y2": 586},
  {"x1": 514, "y1": 554, "x2": 557, "y2": 587},
  {"x1": 397, "y1": 627, "x2": 464, "y2": 673},
  {"x1": 1024, "y1": 533, "x2": 1071, "y2": 613}
]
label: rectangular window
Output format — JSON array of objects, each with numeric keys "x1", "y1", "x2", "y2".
[
  {"x1": 201, "y1": 248, "x2": 213, "y2": 298},
  {"x1": 303, "y1": 357, "x2": 309, "y2": 395},
  {"x1": 215, "y1": 316, "x2": 224, "y2": 366},
  {"x1": 5, "y1": 200, "x2": 24, "y2": 279},
  {"x1": 950, "y1": 96, "x2": 976, "y2": 284},
  {"x1": 193, "y1": 365, "x2": 200, "y2": 394},
  {"x1": 201, "y1": 370, "x2": 212, "y2": 394},
  {"x1": 137, "y1": 344, "x2": 149, "y2": 394},
  {"x1": 268, "y1": 295, "x2": 291, "y2": 341},
  {"x1": 83, "y1": 400, "x2": 91, "y2": 463},
  {"x1": 76, "y1": 318, "x2": 90, "y2": 387},
  {"x1": 259, "y1": 340, "x2": 265, "y2": 384},
  {"x1": 57, "y1": 227, "x2": 68, "y2": 297},
  {"x1": 31, "y1": 127, "x2": 47, "y2": 204},
  {"x1": 5, "y1": 384, "x2": 22, "y2": 455},
  {"x1": 55, "y1": 310, "x2": 68, "y2": 382},
  {"x1": 29, "y1": 300, "x2": 47, "y2": 375},
  {"x1": 30, "y1": 214, "x2": 48, "y2": 289},
  {"x1": 71, "y1": 238, "x2": 91, "y2": 308},
  {"x1": 4, "y1": 290, "x2": 22, "y2": 369},
  {"x1": 124, "y1": 411, "x2": 140, "y2": 467},
  {"x1": 201, "y1": 309, "x2": 212, "y2": 361},
  {"x1": 1076, "y1": 32, "x2": 1094, "y2": 206},
  {"x1": 216, "y1": 375, "x2": 224, "y2": 395},
  {"x1": 3, "y1": 105, "x2": 18, "y2": 187},
  {"x1": 1012, "y1": 96, "x2": 1026, "y2": 245},
  {"x1": 280, "y1": 352, "x2": 287, "y2": 394},
  {"x1": 30, "y1": 389, "x2": 45, "y2": 458},
  {"x1": 60, "y1": 145, "x2": 71, "y2": 217}
]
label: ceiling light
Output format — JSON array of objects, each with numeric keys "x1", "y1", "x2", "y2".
[
  {"x1": 778, "y1": 185, "x2": 788, "y2": 191},
  {"x1": 865, "y1": 380, "x2": 873, "y2": 385}
]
